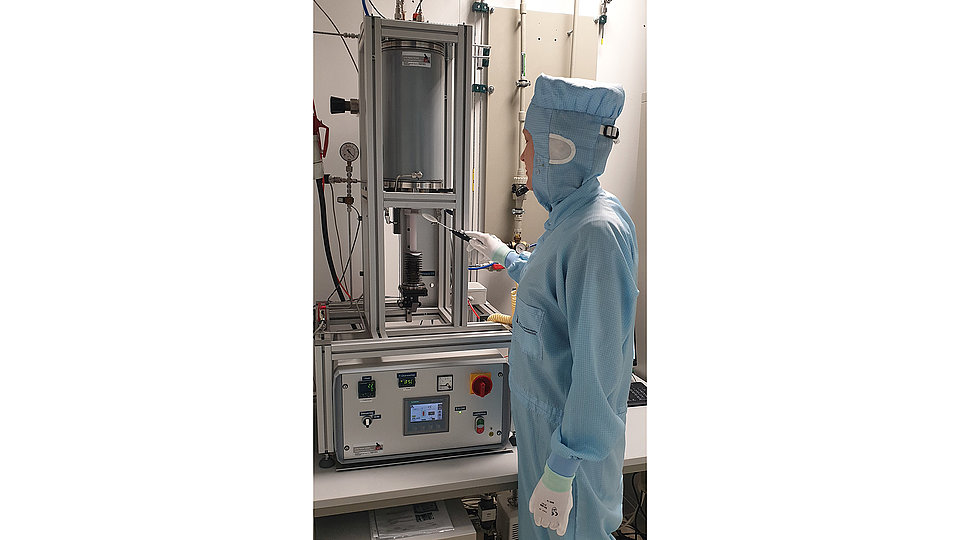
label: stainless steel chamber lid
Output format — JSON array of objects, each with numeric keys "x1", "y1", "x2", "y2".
[{"x1": 382, "y1": 39, "x2": 446, "y2": 56}]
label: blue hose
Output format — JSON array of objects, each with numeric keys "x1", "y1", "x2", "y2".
[
  {"x1": 361, "y1": 0, "x2": 370, "y2": 16},
  {"x1": 469, "y1": 263, "x2": 497, "y2": 271}
]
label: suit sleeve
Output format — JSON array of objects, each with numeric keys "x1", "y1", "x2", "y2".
[
  {"x1": 505, "y1": 250, "x2": 531, "y2": 283},
  {"x1": 545, "y1": 223, "x2": 639, "y2": 477}
]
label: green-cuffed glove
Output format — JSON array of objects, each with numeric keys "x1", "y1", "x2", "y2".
[
  {"x1": 528, "y1": 463, "x2": 574, "y2": 536},
  {"x1": 464, "y1": 231, "x2": 511, "y2": 266}
]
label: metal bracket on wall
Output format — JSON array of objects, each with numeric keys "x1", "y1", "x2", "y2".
[
  {"x1": 471, "y1": 2, "x2": 492, "y2": 13},
  {"x1": 473, "y1": 45, "x2": 492, "y2": 68},
  {"x1": 472, "y1": 84, "x2": 495, "y2": 95}
]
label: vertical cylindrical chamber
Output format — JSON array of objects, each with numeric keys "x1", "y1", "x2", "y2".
[{"x1": 382, "y1": 41, "x2": 446, "y2": 189}]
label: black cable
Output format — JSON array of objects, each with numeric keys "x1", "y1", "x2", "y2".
[
  {"x1": 636, "y1": 475, "x2": 646, "y2": 519},
  {"x1": 344, "y1": 205, "x2": 360, "y2": 292},
  {"x1": 327, "y1": 216, "x2": 362, "y2": 303},
  {"x1": 633, "y1": 473, "x2": 646, "y2": 536},
  {"x1": 317, "y1": 177, "x2": 346, "y2": 302},
  {"x1": 620, "y1": 472, "x2": 640, "y2": 534},
  {"x1": 342, "y1": 217, "x2": 362, "y2": 289},
  {"x1": 313, "y1": 0, "x2": 359, "y2": 72},
  {"x1": 327, "y1": 181, "x2": 346, "y2": 275},
  {"x1": 367, "y1": 0, "x2": 385, "y2": 18},
  {"x1": 313, "y1": 30, "x2": 352, "y2": 37}
]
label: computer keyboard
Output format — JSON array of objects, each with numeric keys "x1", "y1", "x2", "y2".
[{"x1": 627, "y1": 381, "x2": 647, "y2": 407}]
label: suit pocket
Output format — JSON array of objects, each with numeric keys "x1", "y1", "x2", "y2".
[{"x1": 512, "y1": 296, "x2": 544, "y2": 361}]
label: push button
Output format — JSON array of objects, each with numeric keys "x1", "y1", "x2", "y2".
[{"x1": 475, "y1": 416, "x2": 485, "y2": 434}]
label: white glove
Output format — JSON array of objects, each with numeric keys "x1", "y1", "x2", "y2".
[
  {"x1": 464, "y1": 231, "x2": 511, "y2": 266},
  {"x1": 529, "y1": 465, "x2": 574, "y2": 536}
]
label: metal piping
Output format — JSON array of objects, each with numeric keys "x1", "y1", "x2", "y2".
[
  {"x1": 569, "y1": 0, "x2": 579, "y2": 76},
  {"x1": 511, "y1": 0, "x2": 529, "y2": 246},
  {"x1": 518, "y1": 0, "x2": 528, "y2": 175},
  {"x1": 478, "y1": 9, "x2": 490, "y2": 235}
]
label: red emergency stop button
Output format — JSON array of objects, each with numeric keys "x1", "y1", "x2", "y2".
[{"x1": 470, "y1": 373, "x2": 493, "y2": 397}]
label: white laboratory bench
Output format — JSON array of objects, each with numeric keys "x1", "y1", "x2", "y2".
[{"x1": 315, "y1": 405, "x2": 645, "y2": 517}]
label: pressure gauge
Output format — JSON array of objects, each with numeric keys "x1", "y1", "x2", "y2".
[{"x1": 339, "y1": 142, "x2": 360, "y2": 162}]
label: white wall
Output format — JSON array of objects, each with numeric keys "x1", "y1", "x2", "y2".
[
  {"x1": 595, "y1": 0, "x2": 647, "y2": 378},
  {"x1": 487, "y1": 0, "x2": 600, "y2": 16},
  {"x1": 478, "y1": 7, "x2": 599, "y2": 313},
  {"x1": 492, "y1": 0, "x2": 648, "y2": 377}
]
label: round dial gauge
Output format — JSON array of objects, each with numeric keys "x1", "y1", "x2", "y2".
[{"x1": 339, "y1": 142, "x2": 360, "y2": 162}]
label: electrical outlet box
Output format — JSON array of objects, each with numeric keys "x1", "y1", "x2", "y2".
[{"x1": 468, "y1": 282, "x2": 487, "y2": 304}]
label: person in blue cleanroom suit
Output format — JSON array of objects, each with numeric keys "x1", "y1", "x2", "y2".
[{"x1": 466, "y1": 74, "x2": 639, "y2": 539}]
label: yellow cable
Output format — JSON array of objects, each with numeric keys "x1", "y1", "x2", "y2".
[
  {"x1": 487, "y1": 289, "x2": 517, "y2": 326},
  {"x1": 488, "y1": 313, "x2": 512, "y2": 325}
]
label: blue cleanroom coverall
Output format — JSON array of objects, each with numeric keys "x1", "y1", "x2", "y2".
[{"x1": 502, "y1": 74, "x2": 640, "y2": 539}]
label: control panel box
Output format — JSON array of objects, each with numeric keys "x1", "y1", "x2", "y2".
[{"x1": 333, "y1": 350, "x2": 509, "y2": 464}]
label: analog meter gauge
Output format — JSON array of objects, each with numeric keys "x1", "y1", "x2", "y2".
[
  {"x1": 339, "y1": 142, "x2": 360, "y2": 162},
  {"x1": 437, "y1": 374, "x2": 454, "y2": 392}
]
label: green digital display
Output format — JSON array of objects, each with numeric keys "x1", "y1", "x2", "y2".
[
  {"x1": 357, "y1": 380, "x2": 376, "y2": 399},
  {"x1": 397, "y1": 372, "x2": 417, "y2": 388}
]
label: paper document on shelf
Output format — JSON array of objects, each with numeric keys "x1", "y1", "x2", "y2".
[{"x1": 370, "y1": 501, "x2": 455, "y2": 539}]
